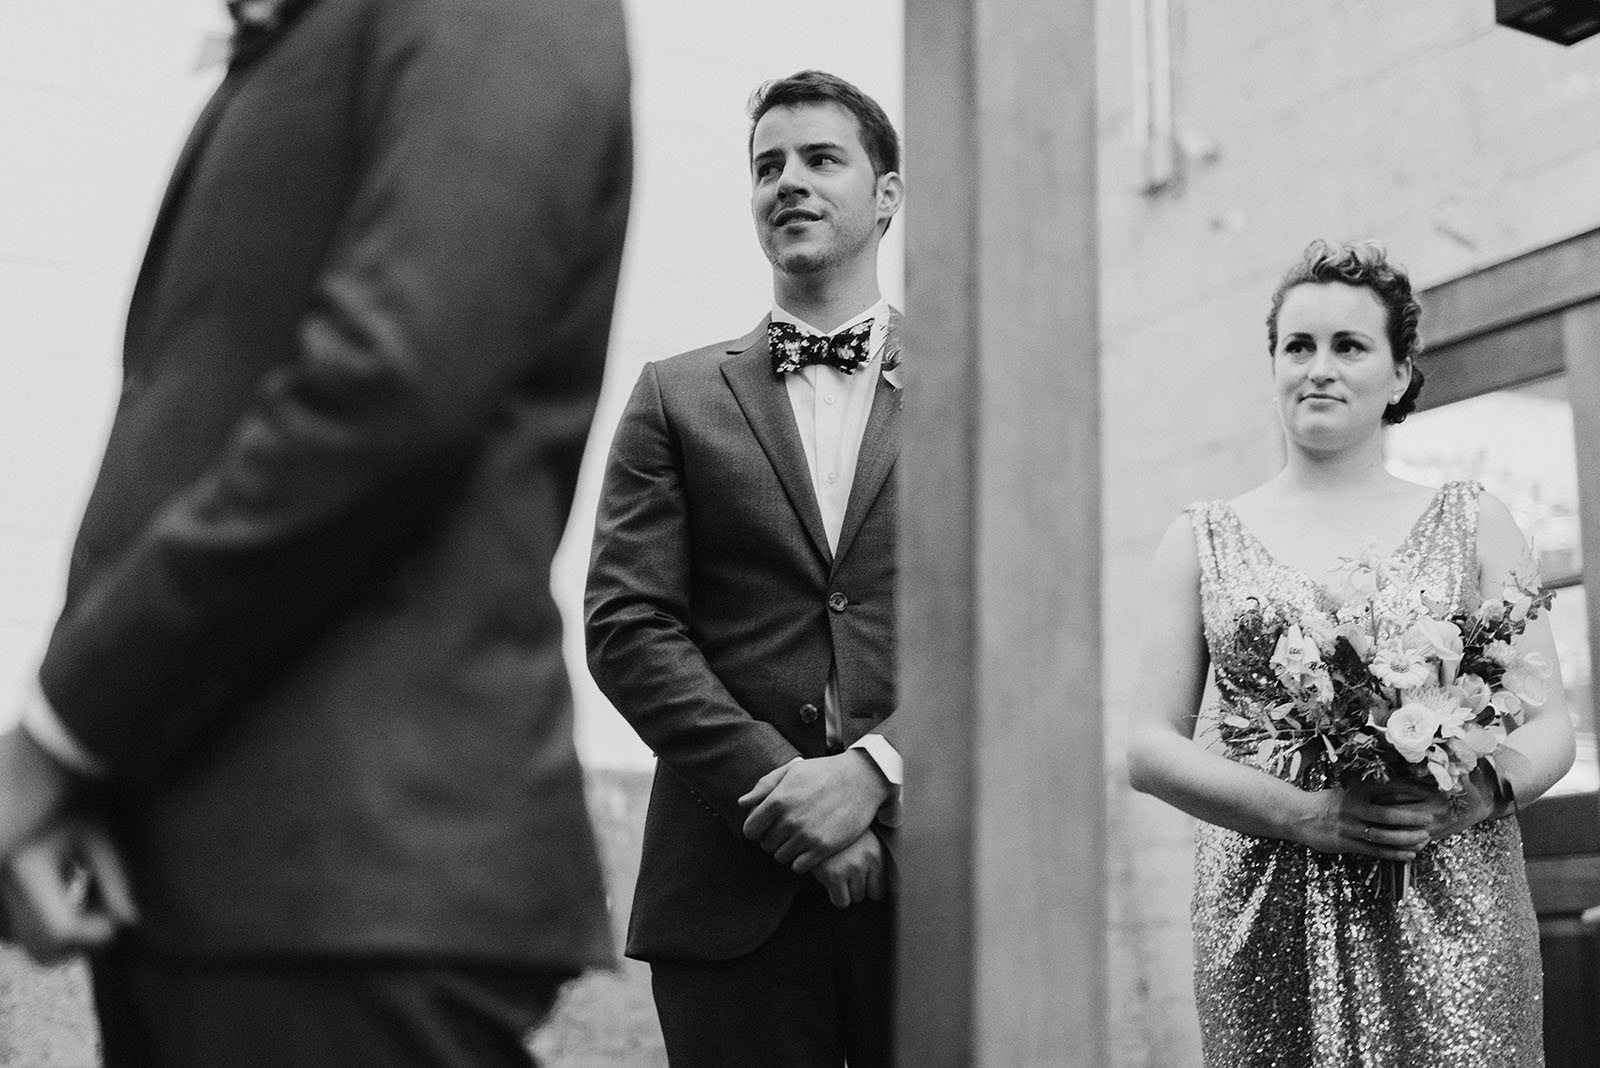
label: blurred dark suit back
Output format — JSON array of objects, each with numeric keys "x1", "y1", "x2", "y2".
[{"x1": 37, "y1": 0, "x2": 632, "y2": 970}]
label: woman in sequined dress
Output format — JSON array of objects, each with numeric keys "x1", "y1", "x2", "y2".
[{"x1": 1127, "y1": 240, "x2": 1576, "y2": 1068}]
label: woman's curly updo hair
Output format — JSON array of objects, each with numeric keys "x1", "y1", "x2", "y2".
[{"x1": 1266, "y1": 239, "x2": 1425, "y2": 425}]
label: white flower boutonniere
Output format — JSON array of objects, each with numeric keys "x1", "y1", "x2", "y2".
[{"x1": 881, "y1": 346, "x2": 904, "y2": 392}]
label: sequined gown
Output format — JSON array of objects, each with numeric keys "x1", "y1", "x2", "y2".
[{"x1": 1187, "y1": 480, "x2": 1544, "y2": 1068}]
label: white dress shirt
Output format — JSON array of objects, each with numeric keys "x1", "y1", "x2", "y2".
[
  {"x1": 16, "y1": 674, "x2": 104, "y2": 776},
  {"x1": 772, "y1": 299, "x2": 903, "y2": 819}
]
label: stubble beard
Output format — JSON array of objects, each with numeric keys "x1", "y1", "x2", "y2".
[
  {"x1": 762, "y1": 222, "x2": 873, "y2": 280},
  {"x1": 767, "y1": 246, "x2": 832, "y2": 276}
]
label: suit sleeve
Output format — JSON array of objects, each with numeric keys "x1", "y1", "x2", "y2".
[
  {"x1": 585, "y1": 364, "x2": 802, "y2": 834},
  {"x1": 36, "y1": 0, "x2": 632, "y2": 780}
]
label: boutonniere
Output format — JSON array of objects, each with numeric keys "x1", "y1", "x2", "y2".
[{"x1": 880, "y1": 346, "x2": 904, "y2": 392}]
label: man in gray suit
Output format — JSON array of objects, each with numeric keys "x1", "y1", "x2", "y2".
[
  {"x1": 0, "y1": 0, "x2": 631, "y2": 1064},
  {"x1": 586, "y1": 70, "x2": 904, "y2": 1068}
]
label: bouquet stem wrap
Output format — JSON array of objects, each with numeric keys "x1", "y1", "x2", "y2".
[{"x1": 1375, "y1": 858, "x2": 1412, "y2": 901}]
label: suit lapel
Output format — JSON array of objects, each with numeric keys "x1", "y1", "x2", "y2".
[
  {"x1": 721, "y1": 321, "x2": 833, "y2": 563},
  {"x1": 832, "y1": 346, "x2": 901, "y2": 566},
  {"x1": 123, "y1": 76, "x2": 242, "y2": 363}
]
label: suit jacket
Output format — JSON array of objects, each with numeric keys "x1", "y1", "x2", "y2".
[
  {"x1": 35, "y1": 0, "x2": 631, "y2": 968},
  {"x1": 585, "y1": 314, "x2": 902, "y2": 962}
]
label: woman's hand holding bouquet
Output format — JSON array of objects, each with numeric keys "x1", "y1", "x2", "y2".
[{"x1": 1220, "y1": 543, "x2": 1553, "y2": 898}]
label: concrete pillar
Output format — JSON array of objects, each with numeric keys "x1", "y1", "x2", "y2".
[{"x1": 898, "y1": 2, "x2": 1106, "y2": 1064}]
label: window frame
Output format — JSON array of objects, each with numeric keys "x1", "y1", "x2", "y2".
[{"x1": 1415, "y1": 228, "x2": 1600, "y2": 890}]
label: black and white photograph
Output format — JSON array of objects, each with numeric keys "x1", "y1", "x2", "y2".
[{"x1": 2, "y1": 2, "x2": 1599, "y2": 1066}]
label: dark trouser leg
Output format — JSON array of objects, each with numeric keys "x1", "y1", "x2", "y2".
[
  {"x1": 90, "y1": 940, "x2": 571, "y2": 1068},
  {"x1": 832, "y1": 892, "x2": 894, "y2": 1068},
  {"x1": 649, "y1": 887, "x2": 894, "y2": 1068}
]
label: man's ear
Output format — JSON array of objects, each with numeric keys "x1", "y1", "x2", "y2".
[{"x1": 875, "y1": 171, "x2": 904, "y2": 233}]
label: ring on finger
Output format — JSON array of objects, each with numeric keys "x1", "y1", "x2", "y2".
[{"x1": 1362, "y1": 824, "x2": 1372, "y2": 843}]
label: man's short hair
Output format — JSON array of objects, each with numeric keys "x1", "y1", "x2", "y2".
[{"x1": 747, "y1": 70, "x2": 901, "y2": 177}]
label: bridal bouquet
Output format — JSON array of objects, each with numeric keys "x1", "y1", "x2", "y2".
[{"x1": 1217, "y1": 543, "x2": 1554, "y2": 899}]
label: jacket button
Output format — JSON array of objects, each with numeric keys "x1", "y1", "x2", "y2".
[
  {"x1": 798, "y1": 703, "x2": 820, "y2": 724},
  {"x1": 827, "y1": 591, "x2": 848, "y2": 613}
]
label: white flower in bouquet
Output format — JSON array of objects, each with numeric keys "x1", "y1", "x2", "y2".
[
  {"x1": 1384, "y1": 702, "x2": 1444, "y2": 763},
  {"x1": 1336, "y1": 621, "x2": 1374, "y2": 659},
  {"x1": 1370, "y1": 643, "x2": 1432, "y2": 690},
  {"x1": 1330, "y1": 540, "x2": 1392, "y2": 603},
  {"x1": 1502, "y1": 652, "x2": 1552, "y2": 709},
  {"x1": 1343, "y1": 568, "x2": 1380, "y2": 600},
  {"x1": 1299, "y1": 611, "x2": 1338, "y2": 651},
  {"x1": 1489, "y1": 689, "x2": 1524, "y2": 724},
  {"x1": 1373, "y1": 606, "x2": 1411, "y2": 646},
  {"x1": 1474, "y1": 599, "x2": 1506, "y2": 626},
  {"x1": 1502, "y1": 587, "x2": 1535, "y2": 624},
  {"x1": 1271, "y1": 623, "x2": 1313, "y2": 669},
  {"x1": 1270, "y1": 625, "x2": 1336, "y2": 705},
  {"x1": 1482, "y1": 640, "x2": 1517, "y2": 669},
  {"x1": 880, "y1": 346, "x2": 904, "y2": 391},
  {"x1": 1403, "y1": 617, "x2": 1465, "y2": 685},
  {"x1": 1453, "y1": 673, "x2": 1492, "y2": 715},
  {"x1": 1424, "y1": 752, "x2": 1456, "y2": 792},
  {"x1": 1450, "y1": 721, "x2": 1503, "y2": 764}
]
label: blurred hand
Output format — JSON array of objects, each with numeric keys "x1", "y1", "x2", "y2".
[
  {"x1": 810, "y1": 829, "x2": 887, "y2": 909},
  {"x1": 739, "y1": 752, "x2": 890, "y2": 874},
  {"x1": 2, "y1": 816, "x2": 138, "y2": 965}
]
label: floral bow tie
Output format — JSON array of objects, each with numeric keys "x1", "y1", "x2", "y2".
[{"x1": 768, "y1": 319, "x2": 874, "y2": 375}]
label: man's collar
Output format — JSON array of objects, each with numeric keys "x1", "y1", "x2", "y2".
[
  {"x1": 770, "y1": 297, "x2": 890, "y2": 336},
  {"x1": 227, "y1": 0, "x2": 314, "y2": 68},
  {"x1": 228, "y1": 0, "x2": 292, "y2": 30}
]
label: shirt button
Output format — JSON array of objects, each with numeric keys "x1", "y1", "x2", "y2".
[
  {"x1": 825, "y1": 471, "x2": 838, "y2": 484},
  {"x1": 798, "y1": 703, "x2": 820, "y2": 724},
  {"x1": 827, "y1": 592, "x2": 848, "y2": 613},
  {"x1": 824, "y1": 393, "x2": 836, "y2": 405}
]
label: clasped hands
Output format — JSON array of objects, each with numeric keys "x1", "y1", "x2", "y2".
[
  {"x1": 1300, "y1": 771, "x2": 1497, "y2": 861},
  {"x1": 738, "y1": 751, "x2": 892, "y2": 909},
  {"x1": 0, "y1": 728, "x2": 137, "y2": 963}
]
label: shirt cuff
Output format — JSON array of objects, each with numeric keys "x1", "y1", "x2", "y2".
[
  {"x1": 17, "y1": 677, "x2": 108, "y2": 778},
  {"x1": 849, "y1": 733, "x2": 903, "y2": 827}
]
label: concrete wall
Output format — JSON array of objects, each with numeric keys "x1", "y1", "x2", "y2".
[{"x1": 1095, "y1": 3, "x2": 1600, "y2": 1065}]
